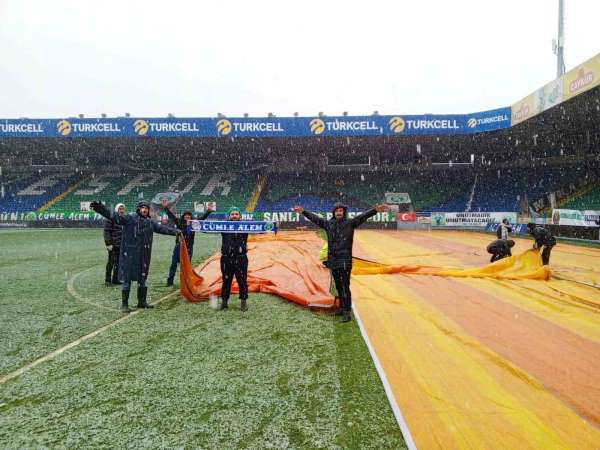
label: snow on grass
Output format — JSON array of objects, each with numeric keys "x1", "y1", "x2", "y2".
[{"x1": 0, "y1": 229, "x2": 405, "y2": 448}]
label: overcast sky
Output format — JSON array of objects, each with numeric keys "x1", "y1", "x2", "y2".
[{"x1": 1, "y1": 0, "x2": 599, "y2": 118}]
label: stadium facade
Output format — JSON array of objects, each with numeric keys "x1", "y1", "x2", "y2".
[{"x1": 1, "y1": 53, "x2": 599, "y2": 238}]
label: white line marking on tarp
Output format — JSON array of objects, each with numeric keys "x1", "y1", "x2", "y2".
[{"x1": 352, "y1": 305, "x2": 418, "y2": 450}]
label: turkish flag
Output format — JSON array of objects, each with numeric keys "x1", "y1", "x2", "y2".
[{"x1": 397, "y1": 212, "x2": 416, "y2": 222}]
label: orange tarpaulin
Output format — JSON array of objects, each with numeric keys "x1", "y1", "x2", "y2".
[
  {"x1": 179, "y1": 231, "x2": 335, "y2": 308},
  {"x1": 179, "y1": 231, "x2": 550, "y2": 308}
]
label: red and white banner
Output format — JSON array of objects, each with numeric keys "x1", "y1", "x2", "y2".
[{"x1": 397, "y1": 212, "x2": 417, "y2": 222}]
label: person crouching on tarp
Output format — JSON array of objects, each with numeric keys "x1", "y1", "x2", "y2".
[
  {"x1": 487, "y1": 239, "x2": 515, "y2": 262},
  {"x1": 91, "y1": 200, "x2": 181, "y2": 313},
  {"x1": 219, "y1": 206, "x2": 249, "y2": 312},
  {"x1": 161, "y1": 199, "x2": 213, "y2": 287},
  {"x1": 104, "y1": 203, "x2": 125, "y2": 286},
  {"x1": 293, "y1": 203, "x2": 388, "y2": 323},
  {"x1": 527, "y1": 223, "x2": 556, "y2": 265}
]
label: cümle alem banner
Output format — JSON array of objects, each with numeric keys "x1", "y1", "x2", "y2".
[{"x1": 189, "y1": 220, "x2": 278, "y2": 234}]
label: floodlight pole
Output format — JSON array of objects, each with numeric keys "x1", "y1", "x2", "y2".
[{"x1": 556, "y1": 0, "x2": 566, "y2": 77}]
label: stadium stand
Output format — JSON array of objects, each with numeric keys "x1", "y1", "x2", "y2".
[{"x1": 1, "y1": 86, "x2": 599, "y2": 218}]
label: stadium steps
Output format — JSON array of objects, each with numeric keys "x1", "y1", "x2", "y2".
[
  {"x1": 556, "y1": 182, "x2": 600, "y2": 209},
  {"x1": 245, "y1": 174, "x2": 267, "y2": 213},
  {"x1": 36, "y1": 176, "x2": 88, "y2": 213}
]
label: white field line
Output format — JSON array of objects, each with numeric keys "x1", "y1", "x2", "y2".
[
  {"x1": 352, "y1": 305, "x2": 418, "y2": 450},
  {"x1": 0, "y1": 290, "x2": 180, "y2": 385},
  {"x1": 67, "y1": 267, "x2": 115, "y2": 311}
]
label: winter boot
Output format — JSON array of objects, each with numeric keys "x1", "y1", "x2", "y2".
[
  {"x1": 218, "y1": 298, "x2": 228, "y2": 310},
  {"x1": 240, "y1": 298, "x2": 248, "y2": 312},
  {"x1": 121, "y1": 290, "x2": 131, "y2": 313},
  {"x1": 137, "y1": 286, "x2": 153, "y2": 309},
  {"x1": 341, "y1": 310, "x2": 352, "y2": 323}
]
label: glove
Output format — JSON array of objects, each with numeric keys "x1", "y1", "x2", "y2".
[
  {"x1": 90, "y1": 201, "x2": 101, "y2": 211},
  {"x1": 106, "y1": 245, "x2": 113, "y2": 251},
  {"x1": 176, "y1": 230, "x2": 184, "y2": 238}
]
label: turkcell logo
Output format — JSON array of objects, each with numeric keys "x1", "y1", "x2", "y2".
[
  {"x1": 311, "y1": 118, "x2": 379, "y2": 134},
  {"x1": 135, "y1": 120, "x2": 200, "y2": 135},
  {"x1": 0, "y1": 122, "x2": 44, "y2": 134},
  {"x1": 405, "y1": 119, "x2": 459, "y2": 131},
  {"x1": 467, "y1": 113, "x2": 510, "y2": 129},
  {"x1": 57, "y1": 119, "x2": 122, "y2": 136},
  {"x1": 218, "y1": 119, "x2": 284, "y2": 136}
]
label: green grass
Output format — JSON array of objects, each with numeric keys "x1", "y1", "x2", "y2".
[{"x1": 0, "y1": 229, "x2": 405, "y2": 449}]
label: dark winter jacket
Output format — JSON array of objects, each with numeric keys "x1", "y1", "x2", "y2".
[
  {"x1": 496, "y1": 223, "x2": 512, "y2": 240},
  {"x1": 530, "y1": 226, "x2": 556, "y2": 248},
  {"x1": 92, "y1": 202, "x2": 178, "y2": 282},
  {"x1": 221, "y1": 232, "x2": 249, "y2": 258},
  {"x1": 487, "y1": 239, "x2": 514, "y2": 256},
  {"x1": 103, "y1": 218, "x2": 123, "y2": 247},
  {"x1": 302, "y1": 203, "x2": 377, "y2": 270},
  {"x1": 164, "y1": 208, "x2": 211, "y2": 249}
]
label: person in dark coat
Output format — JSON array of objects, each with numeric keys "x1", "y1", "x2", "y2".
[
  {"x1": 487, "y1": 239, "x2": 515, "y2": 262},
  {"x1": 103, "y1": 203, "x2": 125, "y2": 286},
  {"x1": 527, "y1": 223, "x2": 556, "y2": 265},
  {"x1": 496, "y1": 218, "x2": 512, "y2": 240},
  {"x1": 219, "y1": 206, "x2": 250, "y2": 312},
  {"x1": 91, "y1": 200, "x2": 181, "y2": 312},
  {"x1": 293, "y1": 202, "x2": 388, "y2": 322},
  {"x1": 161, "y1": 199, "x2": 213, "y2": 286}
]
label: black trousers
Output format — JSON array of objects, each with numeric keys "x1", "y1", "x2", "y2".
[
  {"x1": 105, "y1": 247, "x2": 120, "y2": 282},
  {"x1": 220, "y1": 255, "x2": 248, "y2": 301},
  {"x1": 541, "y1": 245, "x2": 554, "y2": 265},
  {"x1": 490, "y1": 249, "x2": 511, "y2": 262},
  {"x1": 332, "y1": 266, "x2": 352, "y2": 311}
]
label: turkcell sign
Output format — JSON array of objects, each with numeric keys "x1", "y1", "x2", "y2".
[
  {"x1": 0, "y1": 120, "x2": 46, "y2": 136},
  {"x1": 0, "y1": 108, "x2": 512, "y2": 138}
]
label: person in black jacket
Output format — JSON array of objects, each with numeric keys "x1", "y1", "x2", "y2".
[
  {"x1": 91, "y1": 200, "x2": 181, "y2": 312},
  {"x1": 496, "y1": 218, "x2": 512, "y2": 240},
  {"x1": 293, "y1": 202, "x2": 388, "y2": 322},
  {"x1": 527, "y1": 223, "x2": 556, "y2": 265},
  {"x1": 103, "y1": 203, "x2": 125, "y2": 286},
  {"x1": 161, "y1": 199, "x2": 213, "y2": 286},
  {"x1": 219, "y1": 206, "x2": 250, "y2": 312},
  {"x1": 486, "y1": 239, "x2": 515, "y2": 262}
]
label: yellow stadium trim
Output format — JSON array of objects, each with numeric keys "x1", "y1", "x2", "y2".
[
  {"x1": 37, "y1": 177, "x2": 88, "y2": 213},
  {"x1": 245, "y1": 175, "x2": 267, "y2": 213}
]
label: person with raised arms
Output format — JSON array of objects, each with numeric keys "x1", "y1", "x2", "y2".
[
  {"x1": 218, "y1": 206, "x2": 250, "y2": 312},
  {"x1": 293, "y1": 202, "x2": 388, "y2": 323},
  {"x1": 161, "y1": 199, "x2": 214, "y2": 287},
  {"x1": 91, "y1": 200, "x2": 181, "y2": 312}
]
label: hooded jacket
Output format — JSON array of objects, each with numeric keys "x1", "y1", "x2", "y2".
[
  {"x1": 219, "y1": 207, "x2": 249, "y2": 257},
  {"x1": 302, "y1": 203, "x2": 377, "y2": 270},
  {"x1": 164, "y1": 208, "x2": 211, "y2": 249},
  {"x1": 92, "y1": 201, "x2": 178, "y2": 282},
  {"x1": 486, "y1": 239, "x2": 515, "y2": 256},
  {"x1": 103, "y1": 204, "x2": 124, "y2": 247},
  {"x1": 529, "y1": 225, "x2": 556, "y2": 248}
]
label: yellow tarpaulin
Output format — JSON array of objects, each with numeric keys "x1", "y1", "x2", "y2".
[{"x1": 352, "y1": 230, "x2": 600, "y2": 450}]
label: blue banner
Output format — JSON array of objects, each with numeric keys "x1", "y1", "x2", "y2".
[
  {"x1": 189, "y1": 220, "x2": 278, "y2": 234},
  {"x1": 485, "y1": 223, "x2": 529, "y2": 235},
  {"x1": 0, "y1": 108, "x2": 511, "y2": 138}
]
